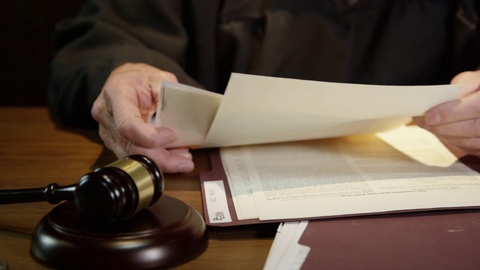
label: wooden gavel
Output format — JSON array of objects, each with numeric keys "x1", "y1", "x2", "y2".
[{"x1": 0, "y1": 155, "x2": 164, "y2": 222}]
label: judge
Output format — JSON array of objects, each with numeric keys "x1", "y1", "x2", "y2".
[{"x1": 48, "y1": 0, "x2": 480, "y2": 173}]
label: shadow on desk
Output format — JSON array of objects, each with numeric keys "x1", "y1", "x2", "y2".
[{"x1": 209, "y1": 222, "x2": 278, "y2": 240}]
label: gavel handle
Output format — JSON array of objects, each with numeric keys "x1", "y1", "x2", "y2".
[{"x1": 0, "y1": 183, "x2": 76, "y2": 205}]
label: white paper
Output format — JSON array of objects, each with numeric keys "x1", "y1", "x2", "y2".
[
  {"x1": 154, "y1": 81, "x2": 222, "y2": 148},
  {"x1": 202, "y1": 73, "x2": 459, "y2": 147},
  {"x1": 263, "y1": 221, "x2": 310, "y2": 270},
  {"x1": 220, "y1": 147, "x2": 259, "y2": 219},
  {"x1": 221, "y1": 126, "x2": 480, "y2": 221},
  {"x1": 156, "y1": 73, "x2": 460, "y2": 149},
  {"x1": 376, "y1": 126, "x2": 457, "y2": 167}
]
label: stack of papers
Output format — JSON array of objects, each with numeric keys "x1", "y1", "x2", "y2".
[{"x1": 200, "y1": 125, "x2": 480, "y2": 225}]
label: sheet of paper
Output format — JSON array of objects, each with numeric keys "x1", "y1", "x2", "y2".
[
  {"x1": 156, "y1": 73, "x2": 459, "y2": 149},
  {"x1": 376, "y1": 125, "x2": 458, "y2": 167},
  {"x1": 263, "y1": 221, "x2": 310, "y2": 270},
  {"x1": 220, "y1": 126, "x2": 480, "y2": 221},
  {"x1": 154, "y1": 81, "x2": 222, "y2": 148},
  {"x1": 220, "y1": 148, "x2": 259, "y2": 219},
  {"x1": 202, "y1": 73, "x2": 459, "y2": 147}
]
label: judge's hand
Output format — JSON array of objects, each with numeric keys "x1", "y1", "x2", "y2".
[
  {"x1": 91, "y1": 63, "x2": 194, "y2": 173},
  {"x1": 413, "y1": 70, "x2": 480, "y2": 157}
]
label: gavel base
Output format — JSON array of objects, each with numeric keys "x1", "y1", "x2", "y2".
[{"x1": 30, "y1": 195, "x2": 208, "y2": 269}]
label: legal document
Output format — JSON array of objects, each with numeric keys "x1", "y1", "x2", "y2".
[{"x1": 220, "y1": 126, "x2": 480, "y2": 221}]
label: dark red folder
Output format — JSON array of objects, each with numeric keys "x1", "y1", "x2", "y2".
[{"x1": 299, "y1": 210, "x2": 480, "y2": 270}]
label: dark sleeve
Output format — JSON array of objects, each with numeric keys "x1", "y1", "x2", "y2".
[
  {"x1": 48, "y1": 0, "x2": 201, "y2": 128},
  {"x1": 453, "y1": 0, "x2": 480, "y2": 74}
]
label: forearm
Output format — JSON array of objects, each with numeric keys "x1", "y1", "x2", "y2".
[{"x1": 48, "y1": 0, "x2": 200, "y2": 128}]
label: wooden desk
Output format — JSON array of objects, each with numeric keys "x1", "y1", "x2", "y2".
[{"x1": 0, "y1": 107, "x2": 276, "y2": 269}]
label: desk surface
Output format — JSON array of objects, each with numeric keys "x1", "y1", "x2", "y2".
[{"x1": 0, "y1": 107, "x2": 276, "y2": 270}]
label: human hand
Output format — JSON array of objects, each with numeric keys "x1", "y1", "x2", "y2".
[
  {"x1": 413, "y1": 70, "x2": 480, "y2": 157},
  {"x1": 91, "y1": 63, "x2": 194, "y2": 173}
]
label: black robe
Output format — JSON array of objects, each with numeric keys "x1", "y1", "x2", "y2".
[{"x1": 48, "y1": 0, "x2": 480, "y2": 128}]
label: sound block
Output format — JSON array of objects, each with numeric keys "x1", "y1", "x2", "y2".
[{"x1": 30, "y1": 195, "x2": 208, "y2": 269}]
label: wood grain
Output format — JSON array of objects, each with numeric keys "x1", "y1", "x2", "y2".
[{"x1": 0, "y1": 107, "x2": 275, "y2": 269}]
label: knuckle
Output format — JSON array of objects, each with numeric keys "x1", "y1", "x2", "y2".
[
  {"x1": 91, "y1": 98, "x2": 104, "y2": 120},
  {"x1": 161, "y1": 71, "x2": 177, "y2": 82}
]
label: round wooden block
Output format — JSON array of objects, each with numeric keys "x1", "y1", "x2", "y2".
[{"x1": 30, "y1": 195, "x2": 208, "y2": 269}]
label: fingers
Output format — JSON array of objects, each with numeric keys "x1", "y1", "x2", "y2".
[
  {"x1": 115, "y1": 112, "x2": 178, "y2": 148},
  {"x1": 414, "y1": 70, "x2": 480, "y2": 156},
  {"x1": 418, "y1": 92, "x2": 480, "y2": 144},
  {"x1": 91, "y1": 63, "x2": 191, "y2": 173},
  {"x1": 106, "y1": 65, "x2": 177, "y2": 147},
  {"x1": 98, "y1": 121, "x2": 194, "y2": 173},
  {"x1": 419, "y1": 70, "x2": 480, "y2": 130},
  {"x1": 431, "y1": 134, "x2": 480, "y2": 156},
  {"x1": 129, "y1": 145, "x2": 195, "y2": 173},
  {"x1": 418, "y1": 116, "x2": 480, "y2": 138}
]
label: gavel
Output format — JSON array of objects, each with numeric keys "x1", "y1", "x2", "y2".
[{"x1": 0, "y1": 155, "x2": 164, "y2": 222}]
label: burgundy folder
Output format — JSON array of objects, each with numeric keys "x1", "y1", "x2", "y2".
[{"x1": 299, "y1": 210, "x2": 480, "y2": 270}]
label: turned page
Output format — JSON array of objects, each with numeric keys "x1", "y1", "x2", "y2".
[
  {"x1": 202, "y1": 73, "x2": 459, "y2": 148},
  {"x1": 155, "y1": 81, "x2": 222, "y2": 148},
  {"x1": 156, "y1": 73, "x2": 459, "y2": 149}
]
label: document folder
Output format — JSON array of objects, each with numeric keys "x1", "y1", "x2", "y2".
[{"x1": 298, "y1": 210, "x2": 480, "y2": 269}]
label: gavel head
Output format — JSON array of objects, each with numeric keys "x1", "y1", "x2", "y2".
[{"x1": 74, "y1": 155, "x2": 164, "y2": 223}]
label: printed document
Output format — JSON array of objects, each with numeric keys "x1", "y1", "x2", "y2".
[{"x1": 220, "y1": 126, "x2": 480, "y2": 221}]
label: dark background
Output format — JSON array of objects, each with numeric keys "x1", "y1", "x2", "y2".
[{"x1": 0, "y1": 1, "x2": 85, "y2": 106}]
